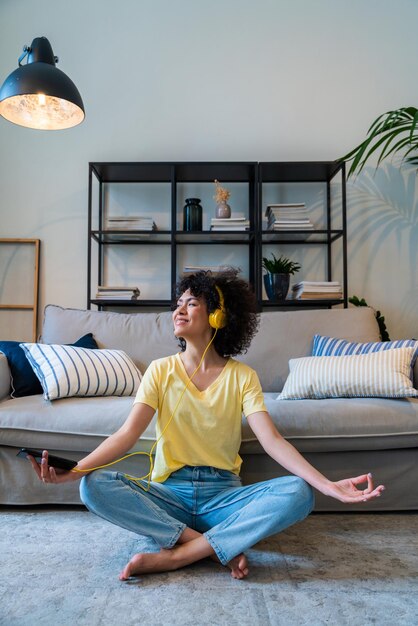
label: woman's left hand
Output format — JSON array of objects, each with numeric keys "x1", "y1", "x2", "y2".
[{"x1": 324, "y1": 473, "x2": 385, "y2": 504}]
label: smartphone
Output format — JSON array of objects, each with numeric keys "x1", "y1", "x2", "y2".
[{"x1": 16, "y1": 448, "x2": 77, "y2": 471}]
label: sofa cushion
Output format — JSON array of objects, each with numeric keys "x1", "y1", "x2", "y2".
[
  {"x1": 237, "y1": 307, "x2": 381, "y2": 391},
  {"x1": 312, "y1": 335, "x2": 418, "y2": 380},
  {"x1": 2, "y1": 392, "x2": 418, "y2": 456},
  {"x1": 0, "y1": 395, "x2": 141, "y2": 450},
  {"x1": 278, "y1": 348, "x2": 418, "y2": 400},
  {"x1": 241, "y1": 393, "x2": 418, "y2": 453},
  {"x1": 0, "y1": 334, "x2": 99, "y2": 398},
  {"x1": 40, "y1": 305, "x2": 179, "y2": 374},
  {"x1": 20, "y1": 344, "x2": 142, "y2": 401}
]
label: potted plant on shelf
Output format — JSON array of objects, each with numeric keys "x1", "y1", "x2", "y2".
[{"x1": 262, "y1": 253, "x2": 301, "y2": 301}]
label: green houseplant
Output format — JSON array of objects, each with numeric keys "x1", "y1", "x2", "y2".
[
  {"x1": 262, "y1": 253, "x2": 301, "y2": 301},
  {"x1": 349, "y1": 295, "x2": 390, "y2": 341},
  {"x1": 341, "y1": 106, "x2": 418, "y2": 176}
]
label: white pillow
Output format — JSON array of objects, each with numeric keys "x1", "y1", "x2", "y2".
[
  {"x1": 277, "y1": 347, "x2": 418, "y2": 400},
  {"x1": 20, "y1": 343, "x2": 142, "y2": 401}
]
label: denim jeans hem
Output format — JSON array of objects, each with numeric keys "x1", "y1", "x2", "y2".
[
  {"x1": 165, "y1": 523, "x2": 187, "y2": 549},
  {"x1": 204, "y1": 531, "x2": 228, "y2": 565}
]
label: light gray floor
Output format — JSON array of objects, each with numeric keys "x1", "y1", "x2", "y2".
[{"x1": 1, "y1": 508, "x2": 417, "y2": 626}]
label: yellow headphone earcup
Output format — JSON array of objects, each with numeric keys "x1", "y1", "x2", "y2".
[
  {"x1": 209, "y1": 308, "x2": 227, "y2": 329},
  {"x1": 208, "y1": 284, "x2": 227, "y2": 329}
]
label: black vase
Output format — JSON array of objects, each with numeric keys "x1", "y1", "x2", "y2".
[
  {"x1": 264, "y1": 273, "x2": 290, "y2": 301},
  {"x1": 183, "y1": 198, "x2": 203, "y2": 231}
]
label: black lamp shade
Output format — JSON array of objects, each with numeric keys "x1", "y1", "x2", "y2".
[{"x1": 0, "y1": 37, "x2": 85, "y2": 130}]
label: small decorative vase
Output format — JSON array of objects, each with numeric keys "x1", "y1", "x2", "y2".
[
  {"x1": 215, "y1": 200, "x2": 231, "y2": 219},
  {"x1": 183, "y1": 198, "x2": 203, "y2": 231},
  {"x1": 264, "y1": 273, "x2": 290, "y2": 301}
]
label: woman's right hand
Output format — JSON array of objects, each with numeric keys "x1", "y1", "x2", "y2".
[{"x1": 28, "y1": 450, "x2": 82, "y2": 484}]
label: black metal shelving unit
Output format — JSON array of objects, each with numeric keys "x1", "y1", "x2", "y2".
[
  {"x1": 257, "y1": 161, "x2": 347, "y2": 309},
  {"x1": 88, "y1": 162, "x2": 257, "y2": 310},
  {"x1": 87, "y1": 161, "x2": 347, "y2": 311}
]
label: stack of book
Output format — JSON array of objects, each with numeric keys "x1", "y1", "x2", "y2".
[
  {"x1": 106, "y1": 216, "x2": 157, "y2": 231},
  {"x1": 265, "y1": 204, "x2": 314, "y2": 231},
  {"x1": 291, "y1": 281, "x2": 343, "y2": 300},
  {"x1": 291, "y1": 281, "x2": 342, "y2": 300},
  {"x1": 210, "y1": 214, "x2": 250, "y2": 231},
  {"x1": 95, "y1": 286, "x2": 140, "y2": 300},
  {"x1": 183, "y1": 265, "x2": 232, "y2": 274}
]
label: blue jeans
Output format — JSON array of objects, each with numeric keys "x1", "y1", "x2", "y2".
[{"x1": 80, "y1": 466, "x2": 314, "y2": 565}]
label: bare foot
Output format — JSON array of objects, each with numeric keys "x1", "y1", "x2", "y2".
[
  {"x1": 210, "y1": 551, "x2": 249, "y2": 579},
  {"x1": 120, "y1": 547, "x2": 249, "y2": 581},
  {"x1": 227, "y1": 553, "x2": 249, "y2": 579},
  {"x1": 119, "y1": 549, "x2": 178, "y2": 580},
  {"x1": 119, "y1": 537, "x2": 247, "y2": 581}
]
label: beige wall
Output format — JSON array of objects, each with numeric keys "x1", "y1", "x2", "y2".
[{"x1": 1, "y1": 0, "x2": 418, "y2": 339}]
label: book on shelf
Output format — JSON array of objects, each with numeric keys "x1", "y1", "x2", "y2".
[
  {"x1": 210, "y1": 214, "x2": 250, "y2": 231},
  {"x1": 95, "y1": 286, "x2": 140, "y2": 300},
  {"x1": 95, "y1": 295, "x2": 139, "y2": 300},
  {"x1": 294, "y1": 293, "x2": 343, "y2": 300},
  {"x1": 106, "y1": 216, "x2": 157, "y2": 231},
  {"x1": 211, "y1": 224, "x2": 250, "y2": 231},
  {"x1": 211, "y1": 219, "x2": 249, "y2": 224},
  {"x1": 265, "y1": 203, "x2": 314, "y2": 231},
  {"x1": 292, "y1": 280, "x2": 342, "y2": 287},
  {"x1": 269, "y1": 217, "x2": 311, "y2": 223},
  {"x1": 291, "y1": 281, "x2": 342, "y2": 300},
  {"x1": 267, "y1": 222, "x2": 314, "y2": 231},
  {"x1": 266, "y1": 203, "x2": 306, "y2": 208},
  {"x1": 183, "y1": 265, "x2": 235, "y2": 274},
  {"x1": 265, "y1": 203, "x2": 307, "y2": 216}
]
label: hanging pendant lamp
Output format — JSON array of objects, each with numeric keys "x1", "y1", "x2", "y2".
[{"x1": 0, "y1": 36, "x2": 85, "y2": 130}]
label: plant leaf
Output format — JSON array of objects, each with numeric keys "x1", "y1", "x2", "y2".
[
  {"x1": 376, "y1": 132, "x2": 413, "y2": 166},
  {"x1": 379, "y1": 136, "x2": 417, "y2": 165},
  {"x1": 341, "y1": 107, "x2": 418, "y2": 176}
]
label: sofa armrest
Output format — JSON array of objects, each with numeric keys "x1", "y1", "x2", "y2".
[{"x1": 0, "y1": 354, "x2": 11, "y2": 400}]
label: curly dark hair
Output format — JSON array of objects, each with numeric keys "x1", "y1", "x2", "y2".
[{"x1": 175, "y1": 268, "x2": 259, "y2": 357}]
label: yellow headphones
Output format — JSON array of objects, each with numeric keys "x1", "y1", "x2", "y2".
[{"x1": 208, "y1": 285, "x2": 227, "y2": 329}]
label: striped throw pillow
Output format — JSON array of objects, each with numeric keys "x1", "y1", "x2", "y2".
[
  {"x1": 312, "y1": 335, "x2": 418, "y2": 379},
  {"x1": 278, "y1": 347, "x2": 418, "y2": 400},
  {"x1": 20, "y1": 343, "x2": 142, "y2": 401}
]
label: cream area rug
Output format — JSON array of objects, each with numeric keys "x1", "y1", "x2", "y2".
[{"x1": 1, "y1": 509, "x2": 417, "y2": 626}]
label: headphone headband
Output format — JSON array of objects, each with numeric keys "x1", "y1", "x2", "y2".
[
  {"x1": 208, "y1": 285, "x2": 227, "y2": 330},
  {"x1": 215, "y1": 285, "x2": 224, "y2": 308}
]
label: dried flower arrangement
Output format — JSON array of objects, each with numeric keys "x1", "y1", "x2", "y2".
[{"x1": 213, "y1": 180, "x2": 231, "y2": 204}]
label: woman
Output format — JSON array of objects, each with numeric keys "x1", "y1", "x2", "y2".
[{"x1": 28, "y1": 269, "x2": 384, "y2": 580}]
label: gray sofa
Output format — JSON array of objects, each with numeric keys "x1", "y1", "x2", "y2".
[{"x1": 1, "y1": 304, "x2": 417, "y2": 511}]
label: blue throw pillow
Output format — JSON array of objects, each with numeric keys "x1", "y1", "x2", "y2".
[
  {"x1": 311, "y1": 335, "x2": 418, "y2": 380},
  {"x1": 0, "y1": 333, "x2": 98, "y2": 398}
]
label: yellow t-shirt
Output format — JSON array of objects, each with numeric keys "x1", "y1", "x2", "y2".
[{"x1": 134, "y1": 353, "x2": 267, "y2": 482}]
